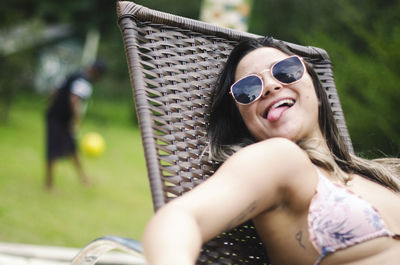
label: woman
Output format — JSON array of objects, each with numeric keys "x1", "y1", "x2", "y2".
[{"x1": 143, "y1": 37, "x2": 400, "y2": 265}]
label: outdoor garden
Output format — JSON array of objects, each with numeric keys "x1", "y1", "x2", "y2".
[{"x1": 0, "y1": 0, "x2": 399, "y2": 249}]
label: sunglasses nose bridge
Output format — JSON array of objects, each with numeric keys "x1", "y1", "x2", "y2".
[{"x1": 259, "y1": 68, "x2": 270, "y2": 76}]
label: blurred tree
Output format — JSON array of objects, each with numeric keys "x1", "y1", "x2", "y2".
[
  {"x1": 0, "y1": 0, "x2": 398, "y2": 156},
  {"x1": 0, "y1": 0, "x2": 201, "y2": 120},
  {"x1": 0, "y1": 50, "x2": 36, "y2": 121},
  {"x1": 249, "y1": 0, "x2": 400, "y2": 157},
  {"x1": 0, "y1": 0, "x2": 126, "y2": 122}
]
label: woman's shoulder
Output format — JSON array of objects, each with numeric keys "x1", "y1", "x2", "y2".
[
  {"x1": 239, "y1": 137, "x2": 310, "y2": 165},
  {"x1": 228, "y1": 137, "x2": 317, "y2": 188},
  {"x1": 252, "y1": 137, "x2": 302, "y2": 150},
  {"x1": 225, "y1": 137, "x2": 319, "y2": 211}
]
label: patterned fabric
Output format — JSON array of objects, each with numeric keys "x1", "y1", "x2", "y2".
[{"x1": 308, "y1": 168, "x2": 398, "y2": 265}]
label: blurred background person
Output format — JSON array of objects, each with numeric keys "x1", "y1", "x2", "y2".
[{"x1": 45, "y1": 60, "x2": 106, "y2": 190}]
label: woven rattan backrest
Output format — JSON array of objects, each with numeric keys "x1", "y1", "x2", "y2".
[{"x1": 117, "y1": 1, "x2": 353, "y2": 264}]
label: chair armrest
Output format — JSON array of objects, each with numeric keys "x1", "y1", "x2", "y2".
[{"x1": 70, "y1": 236, "x2": 145, "y2": 265}]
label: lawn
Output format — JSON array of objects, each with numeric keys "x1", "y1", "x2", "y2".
[{"x1": 0, "y1": 93, "x2": 153, "y2": 248}]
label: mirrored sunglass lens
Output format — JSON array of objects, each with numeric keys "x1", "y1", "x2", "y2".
[
  {"x1": 232, "y1": 76, "x2": 262, "y2": 104},
  {"x1": 272, "y1": 57, "x2": 304, "y2": 84}
]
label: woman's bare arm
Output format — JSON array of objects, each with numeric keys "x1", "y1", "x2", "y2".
[{"x1": 142, "y1": 137, "x2": 311, "y2": 265}]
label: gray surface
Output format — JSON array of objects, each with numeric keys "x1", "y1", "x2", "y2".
[{"x1": 0, "y1": 242, "x2": 145, "y2": 265}]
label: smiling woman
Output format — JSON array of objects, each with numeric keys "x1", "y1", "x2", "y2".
[
  {"x1": 142, "y1": 37, "x2": 400, "y2": 265},
  {"x1": 232, "y1": 50, "x2": 319, "y2": 142}
]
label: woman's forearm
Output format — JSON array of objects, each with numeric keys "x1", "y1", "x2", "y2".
[{"x1": 143, "y1": 203, "x2": 203, "y2": 265}]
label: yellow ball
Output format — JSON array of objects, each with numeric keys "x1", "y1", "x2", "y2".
[{"x1": 81, "y1": 132, "x2": 105, "y2": 157}]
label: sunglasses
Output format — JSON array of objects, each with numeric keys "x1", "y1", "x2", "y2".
[{"x1": 230, "y1": 55, "x2": 305, "y2": 105}]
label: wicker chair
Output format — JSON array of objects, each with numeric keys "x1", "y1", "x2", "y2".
[{"x1": 71, "y1": 1, "x2": 354, "y2": 265}]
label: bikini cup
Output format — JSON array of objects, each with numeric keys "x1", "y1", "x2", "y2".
[{"x1": 308, "y1": 169, "x2": 399, "y2": 265}]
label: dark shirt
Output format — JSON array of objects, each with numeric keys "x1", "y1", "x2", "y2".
[{"x1": 46, "y1": 72, "x2": 91, "y2": 123}]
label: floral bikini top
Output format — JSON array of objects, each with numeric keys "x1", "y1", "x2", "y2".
[{"x1": 308, "y1": 168, "x2": 400, "y2": 265}]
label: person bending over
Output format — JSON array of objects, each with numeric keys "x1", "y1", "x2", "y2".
[{"x1": 45, "y1": 60, "x2": 106, "y2": 190}]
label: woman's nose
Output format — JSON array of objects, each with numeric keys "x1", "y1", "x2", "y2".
[{"x1": 261, "y1": 73, "x2": 282, "y2": 97}]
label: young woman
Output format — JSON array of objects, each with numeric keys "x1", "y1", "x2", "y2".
[{"x1": 142, "y1": 37, "x2": 400, "y2": 265}]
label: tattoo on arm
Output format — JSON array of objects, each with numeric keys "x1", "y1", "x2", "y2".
[
  {"x1": 296, "y1": 230, "x2": 306, "y2": 249},
  {"x1": 224, "y1": 201, "x2": 257, "y2": 231}
]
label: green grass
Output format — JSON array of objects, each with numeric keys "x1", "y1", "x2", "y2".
[{"x1": 0, "y1": 93, "x2": 153, "y2": 248}]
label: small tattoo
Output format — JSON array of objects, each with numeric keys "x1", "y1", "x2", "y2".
[
  {"x1": 224, "y1": 201, "x2": 257, "y2": 231},
  {"x1": 296, "y1": 230, "x2": 306, "y2": 249}
]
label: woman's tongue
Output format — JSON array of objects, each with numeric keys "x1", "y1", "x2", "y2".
[{"x1": 267, "y1": 105, "x2": 290, "y2": 122}]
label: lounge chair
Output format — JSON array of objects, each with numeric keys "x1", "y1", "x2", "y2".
[{"x1": 71, "y1": 2, "x2": 354, "y2": 264}]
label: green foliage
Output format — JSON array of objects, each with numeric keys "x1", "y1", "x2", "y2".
[
  {"x1": 1, "y1": 0, "x2": 399, "y2": 156},
  {"x1": 0, "y1": 50, "x2": 36, "y2": 121},
  {"x1": 250, "y1": 0, "x2": 400, "y2": 157},
  {"x1": 0, "y1": 93, "x2": 152, "y2": 246}
]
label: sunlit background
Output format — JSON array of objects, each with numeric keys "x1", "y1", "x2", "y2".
[{"x1": 0, "y1": 0, "x2": 399, "y2": 249}]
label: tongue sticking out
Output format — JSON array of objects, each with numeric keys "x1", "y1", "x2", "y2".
[{"x1": 267, "y1": 106, "x2": 290, "y2": 122}]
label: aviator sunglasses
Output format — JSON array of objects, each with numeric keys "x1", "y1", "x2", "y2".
[{"x1": 230, "y1": 55, "x2": 305, "y2": 105}]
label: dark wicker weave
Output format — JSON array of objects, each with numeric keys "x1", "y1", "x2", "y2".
[{"x1": 117, "y1": 1, "x2": 354, "y2": 264}]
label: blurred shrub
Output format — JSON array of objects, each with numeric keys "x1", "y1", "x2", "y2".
[
  {"x1": 250, "y1": 0, "x2": 400, "y2": 157},
  {"x1": 1, "y1": 0, "x2": 399, "y2": 156}
]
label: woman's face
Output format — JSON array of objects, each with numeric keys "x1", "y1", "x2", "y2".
[{"x1": 234, "y1": 47, "x2": 323, "y2": 142}]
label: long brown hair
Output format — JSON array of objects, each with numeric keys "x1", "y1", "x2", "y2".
[{"x1": 207, "y1": 37, "x2": 400, "y2": 191}]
